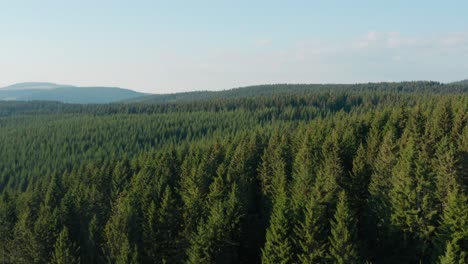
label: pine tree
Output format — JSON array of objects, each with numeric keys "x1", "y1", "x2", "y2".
[
  {"x1": 430, "y1": 101, "x2": 454, "y2": 142},
  {"x1": 295, "y1": 195, "x2": 326, "y2": 263},
  {"x1": 450, "y1": 103, "x2": 467, "y2": 143},
  {"x1": 290, "y1": 131, "x2": 321, "y2": 217},
  {"x1": 115, "y1": 236, "x2": 138, "y2": 264},
  {"x1": 34, "y1": 176, "x2": 63, "y2": 263},
  {"x1": 6, "y1": 206, "x2": 41, "y2": 264},
  {"x1": 0, "y1": 191, "x2": 16, "y2": 264},
  {"x1": 403, "y1": 105, "x2": 426, "y2": 143},
  {"x1": 328, "y1": 191, "x2": 359, "y2": 264},
  {"x1": 389, "y1": 136, "x2": 417, "y2": 228},
  {"x1": 104, "y1": 193, "x2": 139, "y2": 263},
  {"x1": 306, "y1": 131, "x2": 342, "y2": 226},
  {"x1": 50, "y1": 227, "x2": 79, "y2": 264},
  {"x1": 33, "y1": 208, "x2": 58, "y2": 261},
  {"x1": 458, "y1": 126, "x2": 468, "y2": 190},
  {"x1": 433, "y1": 137, "x2": 460, "y2": 208},
  {"x1": 143, "y1": 186, "x2": 180, "y2": 263},
  {"x1": 439, "y1": 241, "x2": 457, "y2": 264},
  {"x1": 112, "y1": 159, "x2": 132, "y2": 197},
  {"x1": 412, "y1": 142, "x2": 438, "y2": 257},
  {"x1": 44, "y1": 174, "x2": 64, "y2": 209},
  {"x1": 179, "y1": 147, "x2": 219, "y2": 236},
  {"x1": 365, "y1": 119, "x2": 382, "y2": 167},
  {"x1": 320, "y1": 132, "x2": 344, "y2": 191},
  {"x1": 290, "y1": 132, "x2": 344, "y2": 263},
  {"x1": 261, "y1": 191, "x2": 293, "y2": 264},
  {"x1": 84, "y1": 215, "x2": 102, "y2": 264},
  {"x1": 227, "y1": 138, "x2": 262, "y2": 263},
  {"x1": 187, "y1": 184, "x2": 242, "y2": 264},
  {"x1": 389, "y1": 136, "x2": 438, "y2": 262},
  {"x1": 366, "y1": 131, "x2": 398, "y2": 262},
  {"x1": 438, "y1": 189, "x2": 468, "y2": 263},
  {"x1": 258, "y1": 132, "x2": 291, "y2": 199},
  {"x1": 349, "y1": 143, "x2": 371, "y2": 212}
]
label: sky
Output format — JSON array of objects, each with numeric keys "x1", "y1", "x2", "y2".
[{"x1": 1, "y1": 0, "x2": 467, "y2": 93}]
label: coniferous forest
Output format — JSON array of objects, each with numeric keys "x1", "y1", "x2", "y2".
[{"x1": 0, "y1": 82, "x2": 467, "y2": 264}]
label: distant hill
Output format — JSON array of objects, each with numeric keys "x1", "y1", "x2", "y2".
[
  {"x1": 0, "y1": 82, "x2": 146, "y2": 103},
  {"x1": 127, "y1": 81, "x2": 468, "y2": 104},
  {"x1": 1, "y1": 82, "x2": 74, "y2": 90},
  {"x1": 449, "y1": 79, "x2": 468, "y2": 85},
  {"x1": 2, "y1": 80, "x2": 466, "y2": 105}
]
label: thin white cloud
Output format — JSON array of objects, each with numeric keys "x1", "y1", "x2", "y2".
[
  {"x1": 351, "y1": 32, "x2": 468, "y2": 50},
  {"x1": 1, "y1": 32, "x2": 467, "y2": 92},
  {"x1": 255, "y1": 38, "x2": 273, "y2": 47},
  {"x1": 392, "y1": 55, "x2": 402, "y2": 62},
  {"x1": 441, "y1": 32, "x2": 468, "y2": 47}
]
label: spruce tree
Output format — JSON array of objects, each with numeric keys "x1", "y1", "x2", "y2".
[
  {"x1": 112, "y1": 159, "x2": 132, "y2": 197},
  {"x1": 179, "y1": 146, "x2": 220, "y2": 236},
  {"x1": 227, "y1": 138, "x2": 262, "y2": 263},
  {"x1": 290, "y1": 131, "x2": 321, "y2": 218},
  {"x1": 349, "y1": 143, "x2": 371, "y2": 212},
  {"x1": 104, "y1": 193, "x2": 139, "y2": 263},
  {"x1": 143, "y1": 186, "x2": 180, "y2": 263},
  {"x1": 328, "y1": 191, "x2": 359, "y2": 264},
  {"x1": 390, "y1": 136, "x2": 438, "y2": 262},
  {"x1": 187, "y1": 184, "x2": 242, "y2": 264},
  {"x1": 413, "y1": 142, "x2": 438, "y2": 256},
  {"x1": 320, "y1": 132, "x2": 344, "y2": 191},
  {"x1": 0, "y1": 191, "x2": 16, "y2": 264},
  {"x1": 295, "y1": 195, "x2": 326, "y2": 263},
  {"x1": 261, "y1": 191, "x2": 293, "y2": 264},
  {"x1": 366, "y1": 131, "x2": 398, "y2": 262},
  {"x1": 365, "y1": 119, "x2": 382, "y2": 167},
  {"x1": 430, "y1": 101, "x2": 454, "y2": 142},
  {"x1": 7, "y1": 211, "x2": 39, "y2": 264},
  {"x1": 439, "y1": 241, "x2": 457, "y2": 264},
  {"x1": 389, "y1": 136, "x2": 417, "y2": 231},
  {"x1": 307, "y1": 131, "x2": 342, "y2": 226},
  {"x1": 50, "y1": 227, "x2": 79, "y2": 264},
  {"x1": 85, "y1": 215, "x2": 101, "y2": 264},
  {"x1": 438, "y1": 189, "x2": 468, "y2": 263},
  {"x1": 34, "y1": 203, "x2": 60, "y2": 262},
  {"x1": 115, "y1": 236, "x2": 138, "y2": 264},
  {"x1": 258, "y1": 132, "x2": 291, "y2": 199},
  {"x1": 433, "y1": 137, "x2": 460, "y2": 208}
]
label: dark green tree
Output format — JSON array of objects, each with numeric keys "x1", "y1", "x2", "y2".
[
  {"x1": 366, "y1": 131, "x2": 398, "y2": 262},
  {"x1": 328, "y1": 191, "x2": 359, "y2": 264},
  {"x1": 437, "y1": 189, "x2": 468, "y2": 263},
  {"x1": 115, "y1": 236, "x2": 138, "y2": 264},
  {"x1": 50, "y1": 227, "x2": 79, "y2": 264},
  {"x1": 261, "y1": 190, "x2": 293, "y2": 264},
  {"x1": 187, "y1": 184, "x2": 242, "y2": 264},
  {"x1": 439, "y1": 241, "x2": 457, "y2": 264},
  {"x1": 390, "y1": 136, "x2": 438, "y2": 262},
  {"x1": 143, "y1": 186, "x2": 180, "y2": 263},
  {"x1": 433, "y1": 137, "x2": 460, "y2": 208},
  {"x1": 104, "y1": 193, "x2": 140, "y2": 263},
  {"x1": 295, "y1": 195, "x2": 326, "y2": 263},
  {"x1": 349, "y1": 143, "x2": 371, "y2": 213}
]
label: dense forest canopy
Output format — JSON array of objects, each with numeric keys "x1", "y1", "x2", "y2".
[{"x1": 0, "y1": 82, "x2": 467, "y2": 263}]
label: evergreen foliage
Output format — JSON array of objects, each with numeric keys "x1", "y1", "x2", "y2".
[
  {"x1": 0, "y1": 82, "x2": 466, "y2": 263},
  {"x1": 328, "y1": 191, "x2": 359, "y2": 264}
]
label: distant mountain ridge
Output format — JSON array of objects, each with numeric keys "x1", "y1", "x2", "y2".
[
  {"x1": 127, "y1": 80, "x2": 468, "y2": 104},
  {"x1": 0, "y1": 82, "x2": 146, "y2": 103},
  {"x1": 2, "y1": 80, "x2": 467, "y2": 105},
  {"x1": 449, "y1": 79, "x2": 468, "y2": 85},
  {"x1": 1, "y1": 82, "x2": 74, "y2": 90}
]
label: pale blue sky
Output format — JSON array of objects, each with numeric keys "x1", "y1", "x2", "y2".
[{"x1": 1, "y1": 0, "x2": 467, "y2": 93}]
